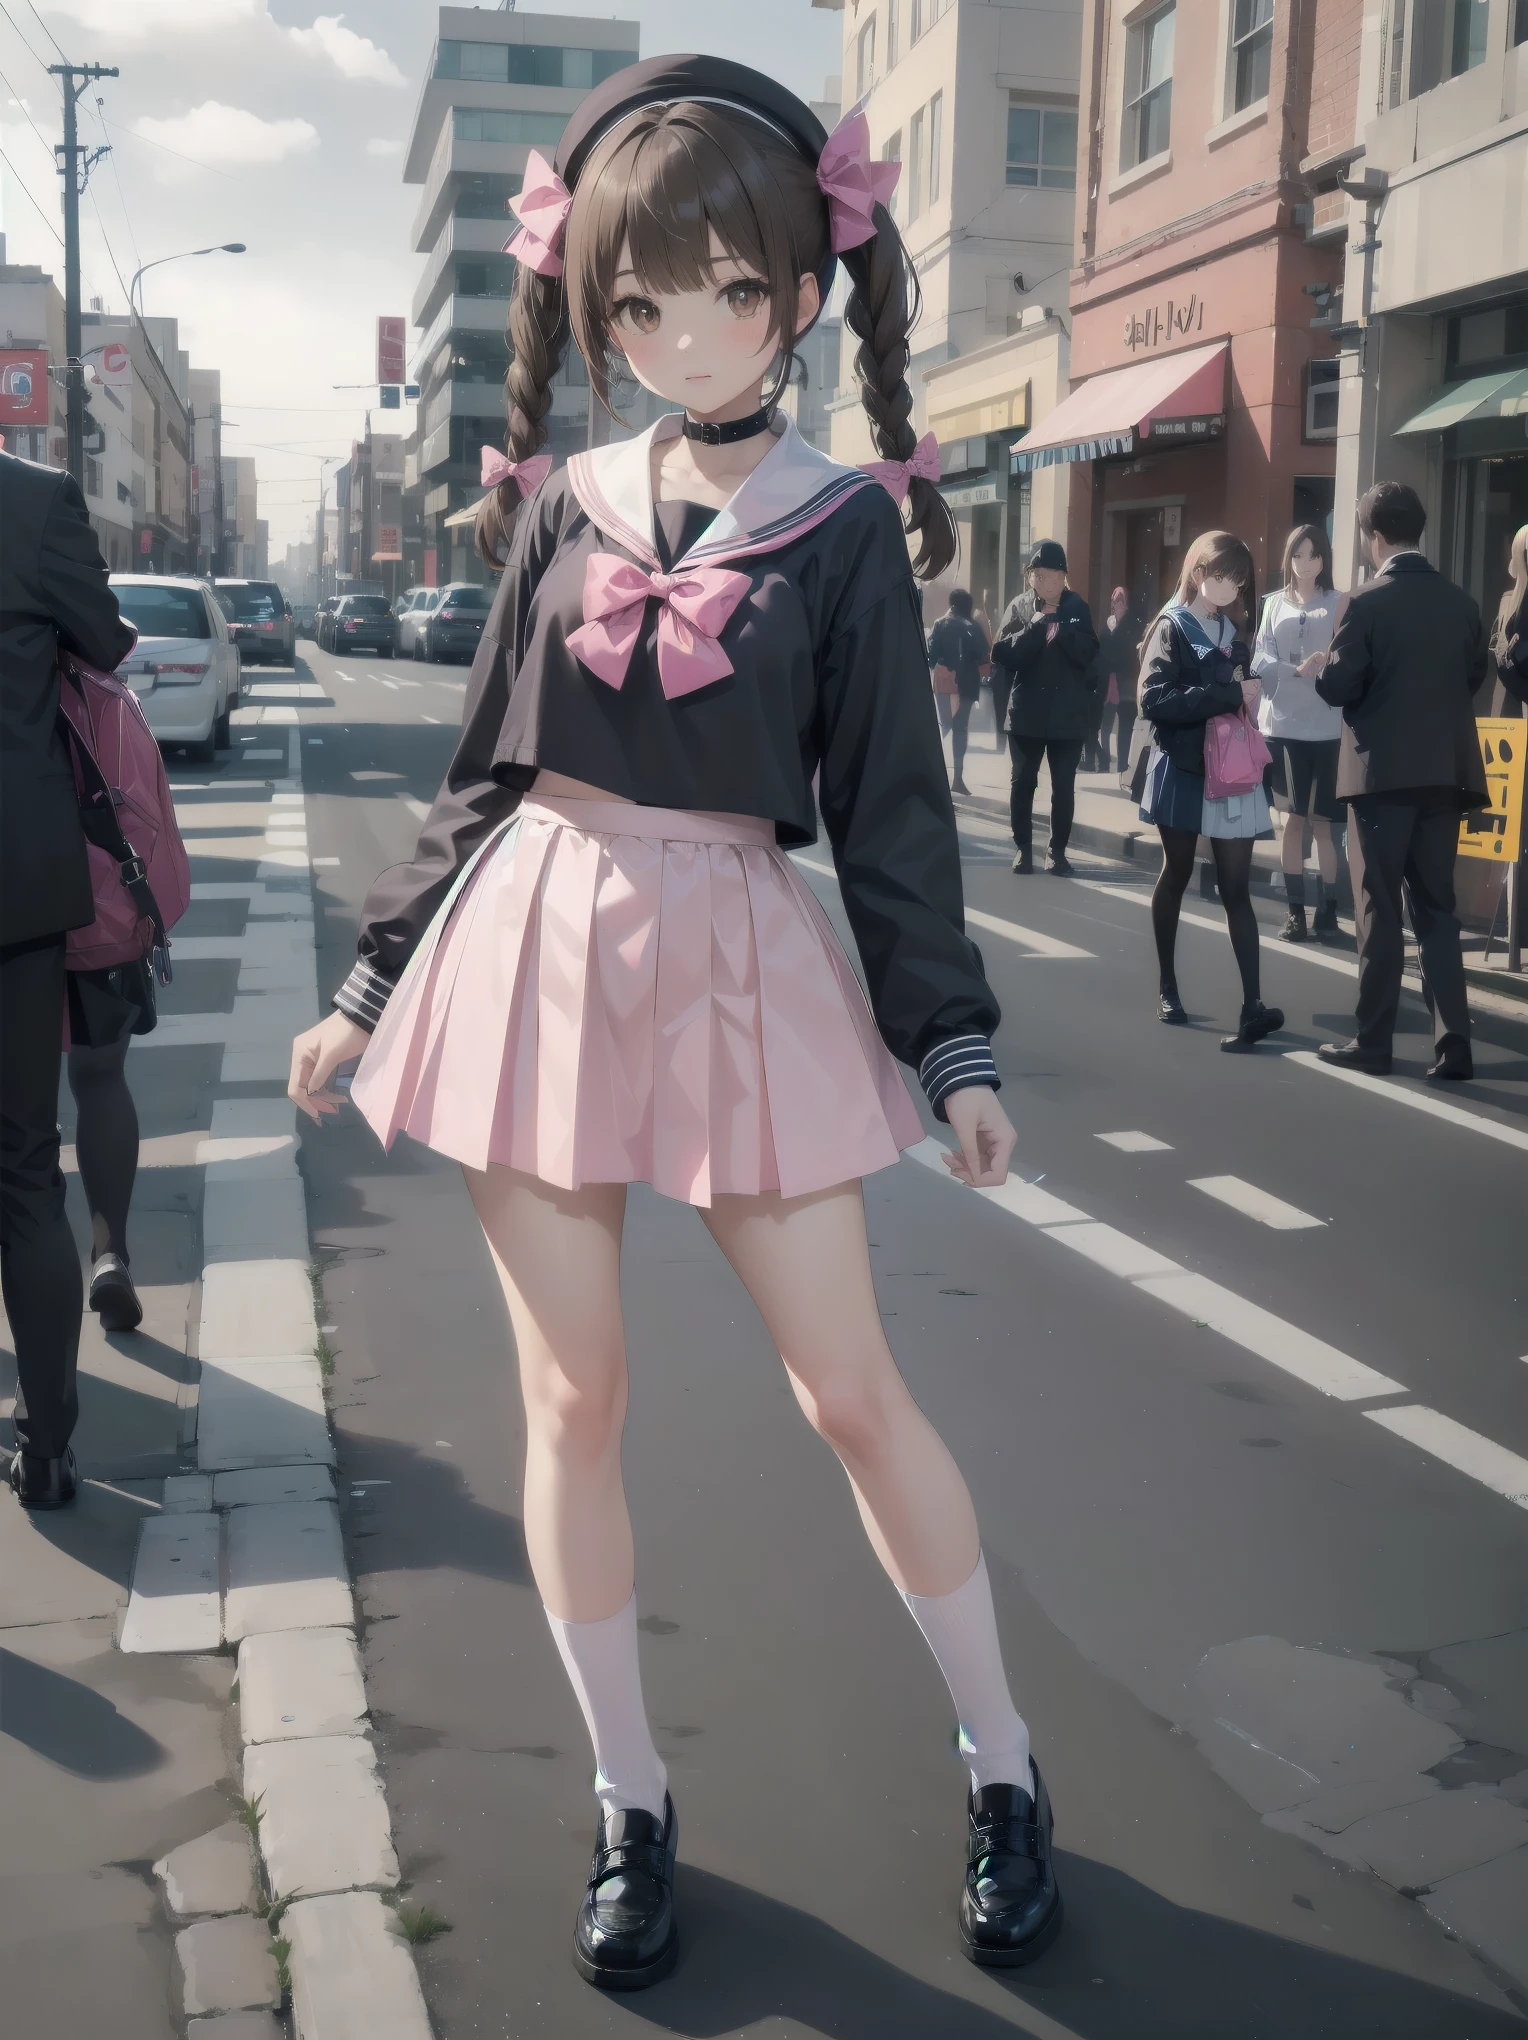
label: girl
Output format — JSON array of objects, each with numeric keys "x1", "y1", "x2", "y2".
[
  {"x1": 1094, "y1": 586, "x2": 1139, "y2": 779},
  {"x1": 1252, "y1": 525, "x2": 1345, "y2": 942},
  {"x1": 1489, "y1": 521, "x2": 1527, "y2": 715},
  {"x1": 287, "y1": 57, "x2": 1059, "y2": 1991},
  {"x1": 928, "y1": 587, "x2": 989, "y2": 794},
  {"x1": 1138, "y1": 531, "x2": 1284, "y2": 1050}
]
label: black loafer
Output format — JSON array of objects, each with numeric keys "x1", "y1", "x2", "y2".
[
  {"x1": 1046, "y1": 853, "x2": 1074, "y2": 876},
  {"x1": 1311, "y1": 901, "x2": 1339, "y2": 938},
  {"x1": 960, "y1": 1763, "x2": 1063, "y2": 1968},
  {"x1": 573, "y1": 1794, "x2": 677, "y2": 1991},
  {"x1": 1158, "y1": 990, "x2": 1188, "y2": 1024},
  {"x1": 1011, "y1": 851, "x2": 1034, "y2": 875},
  {"x1": 9, "y1": 1446, "x2": 78, "y2": 1511},
  {"x1": 1221, "y1": 1002, "x2": 1284, "y2": 1051},
  {"x1": 89, "y1": 1253, "x2": 142, "y2": 1333},
  {"x1": 1317, "y1": 1039, "x2": 1391, "y2": 1076},
  {"x1": 1426, "y1": 1051, "x2": 1473, "y2": 1082}
]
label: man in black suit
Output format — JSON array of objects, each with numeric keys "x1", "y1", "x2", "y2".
[
  {"x1": 1, "y1": 450, "x2": 134, "y2": 1508},
  {"x1": 990, "y1": 541, "x2": 1100, "y2": 876},
  {"x1": 1315, "y1": 481, "x2": 1488, "y2": 1080}
]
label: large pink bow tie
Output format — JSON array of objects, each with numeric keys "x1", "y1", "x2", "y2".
[
  {"x1": 860, "y1": 430, "x2": 941, "y2": 505},
  {"x1": 817, "y1": 109, "x2": 901, "y2": 253},
  {"x1": 565, "y1": 552, "x2": 751, "y2": 701},
  {"x1": 504, "y1": 149, "x2": 573, "y2": 276},
  {"x1": 481, "y1": 446, "x2": 553, "y2": 495}
]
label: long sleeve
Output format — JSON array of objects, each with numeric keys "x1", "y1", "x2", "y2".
[
  {"x1": 39, "y1": 472, "x2": 134, "y2": 673},
  {"x1": 1250, "y1": 596, "x2": 1292, "y2": 692},
  {"x1": 1139, "y1": 621, "x2": 1242, "y2": 724},
  {"x1": 1316, "y1": 596, "x2": 1372, "y2": 709},
  {"x1": 1054, "y1": 597, "x2": 1099, "y2": 672},
  {"x1": 989, "y1": 615, "x2": 1046, "y2": 674},
  {"x1": 815, "y1": 569, "x2": 1000, "y2": 1119},
  {"x1": 1466, "y1": 601, "x2": 1488, "y2": 697}
]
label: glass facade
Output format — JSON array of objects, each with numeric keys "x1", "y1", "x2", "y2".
[
  {"x1": 453, "y1": 107, "x2": 568, "y2": 147},
  {"x1": 436, "y1": 41, "x2": 630, "y2": 89}
]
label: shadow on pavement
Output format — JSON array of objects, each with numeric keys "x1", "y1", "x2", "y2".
[{"x1": 0, "y1": 1646, "x2": 166, "y2": 1779}]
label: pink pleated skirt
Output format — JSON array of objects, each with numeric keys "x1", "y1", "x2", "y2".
[{"x1": 350, "y1": 795, "x2": 924, "y2": 1205}]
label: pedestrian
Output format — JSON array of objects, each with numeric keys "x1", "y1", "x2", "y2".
[
  {"x1": 990, "y1": 540, "x2": 1099, "y2": 875},
  {"x1": 988, "y1": 585, "x2": 1021, "y2": 749},
  {"x1": 1252, "y1": 524, "x2": 1346, "y2": 943},
  {"x1": 0, "y1": 448, "x2": 135, "y2": 1509},
  {"x1": 289, "y1": 61, "x2": 1059, "y2": 1988},
  {"x1": 64, "y1": 976, "x2": 150, "y2": 1334},
  {"x1": 1316, "y1": 481, "x2": 1489, "y2": 1080},
  {"x1": 928, "y1": 587, "x2": 989, "y2": 795},
  {"x1": 1093, "y1": 586, "x2": 1139, "y2": 778},
  {"x1": 1138, "y1": 530, "x2": 1285, "y2": 1049},
  {"x1": 1488, "y1": 521, "x2": 1527, "y2": 714}
]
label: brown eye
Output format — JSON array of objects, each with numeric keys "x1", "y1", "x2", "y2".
[
  {"x1": 723, "y1": 280, "x2": 768, "y2": 318},
  {"x1": 615, "y1": 296, "x2": 660, "y2": 335}
]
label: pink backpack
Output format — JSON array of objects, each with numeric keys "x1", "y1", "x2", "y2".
[
  {"x1": 1204, "y1": 707, "x2": 1272, "y2": 800},
  {"x1": 56, "y1": 652, "x2": 191, "y2": 976}
]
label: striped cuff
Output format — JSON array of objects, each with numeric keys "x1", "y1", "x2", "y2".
[
  {"x1": 333, "y1": 957, "x2": 398, "y2": 1034},
  {"x1": 919, "y1": 1034, "x2": 1001, "y2": 1122}
]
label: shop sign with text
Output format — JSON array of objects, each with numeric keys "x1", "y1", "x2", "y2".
[{"x1": 1124, "y1": 294, "x2": 1206, "y2": 352}]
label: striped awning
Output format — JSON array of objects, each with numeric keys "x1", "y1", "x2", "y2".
[{"x1": 1012, "y1": 341, "x2": 1228, "y2": 470}]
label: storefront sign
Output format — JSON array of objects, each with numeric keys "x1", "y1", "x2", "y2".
[
  {"x1": 376, "y1": 316, "x2": 406, "y2": 386},
  {"x1": 0, "y1": 349, "x2": 49, "y2": 426},
  {"x1": 941, "y1": 478, "x2": 1003, "y2": 509},
  {"x1": 1140, "y1": 413, "x2": 1224, "y2": 444},
  {"x1": 372, "y1": 524, "x2": 403, "y2": 561},
  {"x1": 1458, "y1": 721, "x2": 1524, "y2": 862},
  {"x1": 1123, "y1": 293, "x2": 1206, "y2": 352}
]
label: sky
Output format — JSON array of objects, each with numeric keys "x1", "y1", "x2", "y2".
[{"x1": 0, "y1": 0, "x2": 845, "y2": 554}]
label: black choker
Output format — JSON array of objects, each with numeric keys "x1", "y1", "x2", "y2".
[{"x1": 683, "y1": 406, "x2": 773, "y2": 446}]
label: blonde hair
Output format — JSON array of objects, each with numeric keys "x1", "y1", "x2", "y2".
[{"x1": 1498, "y1": 523, "x2": 1528, "y2": 636}]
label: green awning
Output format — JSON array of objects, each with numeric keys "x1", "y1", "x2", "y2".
[{"x1": 1393, "y1": 367, "x2": 1528, "y2": 435}]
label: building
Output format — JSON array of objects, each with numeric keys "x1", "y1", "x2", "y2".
[
  {"x1": 1308, "y1": 2, "x2": 1528, "y2": 625},
  {"x1": 223, "y1": 456, "x2": 262, "y2": 578},
  {"x1": 821, "y1": 0, "x2": 1084, "y2": 609},
  {"x1": 1015, "y1": 0, "x2": 1343, "y2": 617},
  {"x1": 0, "y1": 243, "x2": 66, "y2": 471},
  {"x1": 76, "y1": 310, "x2": 195, "y2": 574},
  {"x1": 402, "y1": 7, "x2": 641, "y2": 587},
  {"x1": 188, "y1": 366, "x2": 225, "y2": 577},
  {"x1": 341, "y1": 429, "x2": 405, "y2": 600}
]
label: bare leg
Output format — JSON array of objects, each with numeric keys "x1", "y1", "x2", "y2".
[
  {"x1": 1311, "y1": 813, "x2": 1339, "y2": 886},
  {"x1": 1280, "y1": 811, "x2": 1306, "y2": 877}
]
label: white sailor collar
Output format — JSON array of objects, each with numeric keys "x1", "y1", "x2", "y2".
[{"x1": 566, "y1": 411, "x2": 876, "y2": 573}]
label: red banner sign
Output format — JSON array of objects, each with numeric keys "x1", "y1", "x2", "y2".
[
  {"x1": 0, "y1": 350, "x2": 49, "y2": 426},
  {"x1": 376, "y1": 317, "x2": 406, "y2": 386}
]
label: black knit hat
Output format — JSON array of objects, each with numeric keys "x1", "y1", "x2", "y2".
[{"x1": 1028, "y1": 540, "x2": 1068, "y2": 573}]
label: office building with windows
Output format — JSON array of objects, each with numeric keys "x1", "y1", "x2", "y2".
[
  {"x1": 402, "y1": 7, "x2": 640, "y2": 586},
  {"x1": 1018, "y1": 0, "x2": 1342, "y2": 617},
  {"x1": 820, "y1": 0, "x2": 1084, "y2": 609}
]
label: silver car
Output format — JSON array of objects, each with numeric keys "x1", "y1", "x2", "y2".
[
  {"x1": 398, "y1": 587, "x2": 442, "y2": 659},
  {"x1": 110, "y1": 575, "x2": 242, "y2": 764}
]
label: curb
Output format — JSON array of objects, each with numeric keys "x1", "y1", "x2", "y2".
[{"x1": 116, "y1": 724, "x2": 434, "y2": 2039}]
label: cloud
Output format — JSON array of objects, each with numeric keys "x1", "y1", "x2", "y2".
[
  {"x1": 49, "y1": 0, "x2": 266, "y2": 34},
  {"x1": 365, "y1": 137, "x2": 404, "y2": 158},
  {"x1": 134, "y1": 102, "x2": 318, "y2": 167},
  {"x1": 289, "y1": 15, "x2": 406, "y2": 88}
]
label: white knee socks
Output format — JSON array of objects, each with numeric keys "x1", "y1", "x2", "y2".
[
  {"x1": 902, "y1": 1552, "x2": 1031, "y2": 1794},
  {"x1": 545, "y1": 1592, "x2": 668, "y2": 1823}
]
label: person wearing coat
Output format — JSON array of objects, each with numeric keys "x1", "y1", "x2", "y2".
[
  {"x1": 1092, "y1": 587, "x2": 1139, "y2": 777},
  {"x1": 0, "y1": 450, "x2": 134, "y2": 1509},
  {"x1": 1315, "y1": 481, "x2": 1489, "y2": 1081},
  {"x1": 990, "y1": 541, "x2": 1099, "y2": 874},
  {"x1": 927, "y1": 587, "x2": 989, "y2": 795}
]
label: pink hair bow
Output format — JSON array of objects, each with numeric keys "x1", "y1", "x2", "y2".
[
  {"x1": 503, "y1": 149, "x2": 572, "y2": 276},
  {"x1": 566, "y1": 552, "x2": 752, "y2": 701},
  {"x1": 480, "y1": 446, "x2": 553, "y2": 496},
  {"x1": 817, "y1": 109, "x2": 901, "y2": 253},
  {"x1": 860, "y1": 430, "x2": 941, "y2": 504}
]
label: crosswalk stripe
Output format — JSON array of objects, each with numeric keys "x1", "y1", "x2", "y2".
[
  {"x1": 1365, "y1": 1405, "x2": 1528, "y2": 1510},
  {"x1": 1097, "y1": 1130, "x2": 1173, "y2": 1152},
  {"x1": 1188, "y1": 1175, "x2": 1326, "y2": 1230},
  {"x1": 792, "y1": 855, "x2": 1095, "y2": 958}
]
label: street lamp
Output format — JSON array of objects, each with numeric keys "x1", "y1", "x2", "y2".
[{"x1": 129, "y1": 243, "x2": 246, "y2": 320}]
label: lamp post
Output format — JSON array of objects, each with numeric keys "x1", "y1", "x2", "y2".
[{"x1": 129, "y1": 242, "x2": 246, "y2": 321}]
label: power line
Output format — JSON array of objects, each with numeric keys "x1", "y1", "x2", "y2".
[
  {"x1": 0, "y1": 1, "x2": 50, "y2": 75},
  {"x1": 90, "y1": 88, "x2": 140, "y2": 279},
  {"x1": 24, "y1": 0, "x2": 66, "y2": 63},
  {"x1": 97, "y1": 112, "x2": 235, "y2": 180},
  {"x1": 0, "y1": 140, "x2": 61, "y2": 244},
  {"x1": 0, "y1": 59, "x2": 56, "y2": 161}
]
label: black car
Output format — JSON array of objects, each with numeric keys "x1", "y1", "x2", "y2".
[
  {"x1": 420, "y1": 581, "x2": 491, "y2": 663},
  {"x1": 329, "y1": 594, "x2": 397, "y2": 656},
  {"x1": 214, "y1": 579, "x2": 295, "y2": 663}
]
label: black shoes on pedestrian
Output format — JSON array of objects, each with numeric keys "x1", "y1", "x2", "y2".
[
  {"x1": 9, "y1": 1446, "x2": 78, "y2": 1511},
  {"x1": 1278, "y1": 905, "x2": 1307, "y2": 943},
  {"x1": 1427, "y1": 1043, "x2": 1474, "y2": 1082},
  {"x1": 960, "y1": 1762, "x2": 1063, "y2": 1968},
  {"x1": 573, "y1": 1794, "x2": 678, "y2": 1991},
  {"x1": 1158, "y1": 989, "x2": 1188, "y2": 1024},
  {"x1": 1312, "y1": 899, "x2": 1339, "y2": 938},
  {"x1": 89, "y1": 1253, "x2": 142, "y2": 1333},
  {"x1": 1011, "y1": 850, "x2": 1033, "y2": 875},
  {"x1": 1046, "y1": 853, "x2": 1074, "y2": 876},
  {"x1": 1221, "y1": 1002, "x2": 1284, "y2": 1051},
  {"x1": 1317, "y1": 1039, "x2": 1392, "y2": 1076},
  {"x1": 952, "y1": 777, "x2": 971, "y2": 796}
]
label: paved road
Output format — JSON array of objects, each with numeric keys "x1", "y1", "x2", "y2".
[{"x1": 290, "y1": 639, "x2": 1528, "y2": 2037}]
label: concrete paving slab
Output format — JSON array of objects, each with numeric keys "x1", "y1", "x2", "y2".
[
  {"x1": 155, "y1": 1822, "x2": 259, "y2": 1919},
  {"x1": 210, "y1": 1098, "x2": 299, "y2": 1139},
  {"x1": 202, "y1": 1178, "x2": 310, "y2": 1262},
  {"x1": 176, "y1": 1915, "x2": 281, "y2": 2017},
  {"x1": 243, "y1": 1735, "x2": 399, "y2": 1898},
  {"x1": 163, "y1": 1475, "x2": 214, "y2": 1513},
  {"x1": 224, "y1": 1500, "x2": 351, "y2": 1641},
  {"x1": 0, "y1": 1477, "x2": 150, "y2": 1625},
  {"x1": 188, "y1": 2016, "x2": 287, "y2": 2039},
  {"x1": 238, "y1": 1628, "x2": 367, "y2": 1744},
  {"x1": 120, "y1": 1512, "x2": 221, "y2": 1654},
  {"x1": 201, "y1": 1259, "x2": 316, "y2": 1361},
  {"x1": 198, "y1": 1356, "x2": 332, "y2": 1473},
  {"x1": 215, "y1": 1465, "x2": 336, "y2": 1508},
  {"x1": 1422, "y1": 1844, "x2": 1528, "y2": 1991},
  {"x1": 222, "y1": 1045, "x2": 304, "y2": 1083},
  {"x1": 284, "y1": 1892, "x2": 431, "y2": 2040},
  {"x1": 1342, "y1": 1788, "x2": 1528, "y2": 1893}
]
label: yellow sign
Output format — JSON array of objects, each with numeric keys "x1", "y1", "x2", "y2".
[{"x1": 1458, "y1": 718, "x2": 1525, "y2": 861}]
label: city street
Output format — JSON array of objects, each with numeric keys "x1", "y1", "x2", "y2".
[{"x1": 289, "y1": 639, "x2": 1528, "y2": 2037}]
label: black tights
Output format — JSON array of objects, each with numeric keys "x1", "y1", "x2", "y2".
[
  {"x1": 66, "y1": 1030, "x2": 138, "y2": 1264},
  {"x1": 1153, "y1": 829, "x2": 1262, "y2": 1011}
]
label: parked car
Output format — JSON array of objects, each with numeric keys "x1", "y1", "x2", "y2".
[
  {"x1": 314, "y1": 597, "x2": 339, "y2": 650},
  {"x1": 393, "y1": 586, "x2": 429, "y2": 621},
  {"x1": 110, "y1": 574, "x2": 241, "y2": 764},
  {"x1": 293, "y1": 603, "x2": 318, "y2": 639},
  {"x1": 329, "y1": 594, "x2": 397, "y2": 656},
  {"x1": 214, "y1": 578, "x2": 295, "y2": 664},
  {"x1": 399, "y1": 588, "x2": 443, "y2": 660},
  {"x1": 418, "y1": 581, "x2": 492, "y2": 663}
]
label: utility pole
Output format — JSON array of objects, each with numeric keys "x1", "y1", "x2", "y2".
[{"x1": 50, "y1": 58, "x2": 118, "y2": 485}]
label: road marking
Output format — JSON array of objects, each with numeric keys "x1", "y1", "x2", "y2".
[
  {"x1": 1189, "y1": 1175, "x2": 1326, "y2": 1230},
  {"x1": 792, "y1": 855, "x2": 1095, "y2": 958},
  {"x1": 381, "y1": 679, "x2": 399, "y2": 691},
  {"x1": 399, "y1": 794, "x2": 430, "y2": 823},
  {"x1": 1097, "y1": 1130, "x2": 1173, "y2": 1152},
  {"x1": 241, "y1": 748, "x2": 285, "y2": 761},
  {"x1": 349, "y1": 770, "x2": 403, "y2": 783},
  {"x1": 1286, "y1": 1050, "x2": 1528, "y2": 1156},
  {"x1": 1365, "y1": 1405, "x2": 1528, "y2": 1510},
  {"x1": 906, "y1": 1138, "x2": 1402, "y2": 1403},
  {"x1": 420, "y1": 714, "x2": 441, "y2": 724},
  {"x1": 313, "y1": 856, "x2": 341, "y2": 867}
]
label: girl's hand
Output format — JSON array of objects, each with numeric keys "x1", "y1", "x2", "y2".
[
  {"x1": 941, "y1": 1086, "x2": 1016, "y2": 1189},
  {"x1": 289, "y1": 1011, "x2": 372, "y2": 1123},
  {"x1": 1296, "y1": 651, "x2": 1326, "y2": 678}
]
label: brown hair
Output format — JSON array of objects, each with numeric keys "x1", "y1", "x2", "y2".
[
  {"x1": 475, "y1": 100, "x2": 957, "y2": 579},
  {"x1": 1280, "y1": 522, "x2": 1333, "y2": 593},
  {"x1": 1139, "y1": 529, "x2": 1257, "y2": 659}
]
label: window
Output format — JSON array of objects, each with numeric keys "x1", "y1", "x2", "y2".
[
  {"x1": 111, "y1": 583, "x2": 212, "y2": 640},
  {"x1": 888, "y1": 0, "x2": 899, "y2": 68},
  {"x1": 857, "y1": 17, "x2": 876, "y2": 98},
  {"x1": 1305, "y1": 358, "x2": 1340, "y2": 440},
  {"x1": 910, "y1": 0, "x2": 922, "y2": 40},
  {"x1": 85, "y1": 456, "x2": 101, "y2": 497},
  {"x1": 436, "y1": 41, "x2": 629, "y2": 88},
  {"x1": 1394, "y1": 0, "x2": 1490, "y2": 102},
  {"x1": 1516, "y1": 0, "x2": 1528, "y2": 46},
  {"x1": 452, "y1": 175, "x2": 522, "y2": 221},
  {"x1": 1122, "y1": 3, "x2": 1175, "y2": 170},
  {"x1": 452, "y1": 108, "x2": 568, "y2": 147},
  {"x1": 908, "y1": 107, "x2": 925, "y2": 222},
  {"x1": 929, "y1": 91, "x2": 943, "y2": 202},
  {"x1": 1007, "y1": 104, "x2": 1078, "y2": 189},
  {"x1": 1230, "y1": 0, "x2": 1273, "y2": 112},
  {"x1": 881, "y1": 132, "x2": 901, "y2": 220}
]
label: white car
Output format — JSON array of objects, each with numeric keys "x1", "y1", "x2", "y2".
[
  {"x1": 109, "y1": 575, "x2": 242, "y2": 764},
  {"x1": 398, "y1": 588, "x2": 442, "y2": 659}
]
